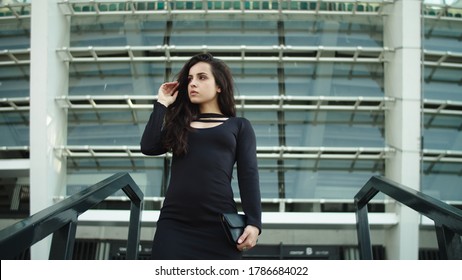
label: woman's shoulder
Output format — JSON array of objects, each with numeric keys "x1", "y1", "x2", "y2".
[
  {"x1": 228, "y1": 116, "x2": 253, "y2": 127},
  {"x1": 227, "y1": 116, "x2": 255, "y2": 136}
]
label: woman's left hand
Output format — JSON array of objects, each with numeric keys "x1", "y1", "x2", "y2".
[{"x1": 237, "y1": 225, "x2": 259, "y2": 252}]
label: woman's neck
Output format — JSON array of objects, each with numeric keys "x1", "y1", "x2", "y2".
[{"x1": 199, "y1": 103, "x2": 222, "y2": 115}]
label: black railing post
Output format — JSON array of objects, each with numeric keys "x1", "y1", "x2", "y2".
[
  {"x1": 355, "y1": 204, "x2": 373, "y2": 260},
  {"x1": 354, "y1": 177, "x2": 380, "y2": 260},
  {"x1": 49, "y1": 216, "x2": 78, "y2": 260},
  {"x1": 435, "y1": 223, "x2": 462, "y2": 260},
  {"x1": 126, "y1": 198, "x2": 143, "y2": 260},
  {"x1": 0, "y1": 172, "x2": 144, "y2": 260},
  {"x1": 122, "y1": 176, "x2": 144, "y2": 260},
  {"x1": 354, "y1": 175, "x2": 462, "y2": 260}
]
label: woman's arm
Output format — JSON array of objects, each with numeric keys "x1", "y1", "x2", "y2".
[
  {"x1": 140, "y1": 101, "x2": 168, "y2": 156},
  {"x1": 235, "y1": 118, "x2": 262, "y2": 251},
  {"x1": 140, "y1": 82, "x2": 179, "y2": 156}
]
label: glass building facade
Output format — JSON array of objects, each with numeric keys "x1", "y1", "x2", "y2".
[{"x1": 0, "y1": 0, "x2": 461, "y2": 259}]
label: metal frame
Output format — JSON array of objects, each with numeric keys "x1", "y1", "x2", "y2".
[
  {"x1": 422, "y1": 1, "x2": 462, "y2": 21},
  {"x1": 29, "y1": 145, "x2": 459, "y2": 167},
  {"x1": 423, "y1": 149, "x2": 462, "y2": 176},
  {"x1": 7, "y1": 46, "x2": 462, "y2": 70},
  {"x1": 57, "y1": 146, "x2": 390, "y2": 180},
  {"x1": 0, "y1": 1, "x2": 31, "y2": 20},
  {"x1": 423, "y1": 149, "x2": 462, "y2": 164},
  {"x1": 423, "y1": 50, "x2": 462, "y2": 70},
  {"x1": 355, "y1": 175, "x2": 462, "y2": 260},
  {"x1": 55, "y1": 95, "x2": 392, "y2": 110},
  {"x1": 0, "y1": 172, "x2": 144, "y2": 260},
  {"x1": 0, "y1": 97, "x2": 30, "y2": 112},
  {"x1": 56, "y1": 45, "x2": 389, "y2": 63},
  {"x1": 0, "y1": 49, "x2": 30, "y2": 66},
  {"x1": 58, "y1": 144, "x2": 391, "y2": 159},
  {"x1": 57, "y1": 0, "x2": 395, "y2": 16},
  {"x1": 50, "y1": 145, "x2": 462, "y2": 175},
  {"x1": 423, "y1": 99, "x2": 462, "y2": 116}
]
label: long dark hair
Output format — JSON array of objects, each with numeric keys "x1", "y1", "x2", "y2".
[{"x1": 163, "y1": 53, "x2": 236, "y2": 156}]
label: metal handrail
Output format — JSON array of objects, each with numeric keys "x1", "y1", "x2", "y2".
[
  {"x1": 0, "y1": 172, "x2": 144, "y2": 260},
  {"x1": 355, "y1": 175, "x2": 462, "y2": 259}
]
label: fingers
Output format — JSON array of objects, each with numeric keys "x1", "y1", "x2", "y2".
[
  {"x1": 237, "y1": 225, "x2": 259, "y2": 252},
  {"x1": 161, "y1": 81, "x2": 179, "y2": 96},
  {"x1": 157, "y1": 81, "x2": 179, "y2": 107},
  {"x1": 237, "y1": 237, "x2": 258, "y2": 252}
]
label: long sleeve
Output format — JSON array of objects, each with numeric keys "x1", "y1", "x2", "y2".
[
  {"x1": 236, "y1": 118, "x2": 262, "y2": 233},
  {"x1": 140, "y1": 101, "x2": 168, "y2": 156}
]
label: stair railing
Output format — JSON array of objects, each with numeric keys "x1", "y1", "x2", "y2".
[
  {"x1": 355, "y1": 175, "x2": 462, "y2": 260},
  {"x1": 0, "y1": 172, "x2": 143, "y2": 260}
]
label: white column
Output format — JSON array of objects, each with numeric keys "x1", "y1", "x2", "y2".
[
  {"x1": 30, "y1": 0, "x2": 69, "y2": 259},
  {"x1": 383, "y1": 0, "x2": 422, "y2": 259}
]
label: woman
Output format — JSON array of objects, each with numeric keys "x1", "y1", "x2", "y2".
[{"x1": 140, "y1": 53, "x2": 261, "y2": 259}]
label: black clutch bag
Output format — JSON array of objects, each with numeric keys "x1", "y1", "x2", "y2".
[{"x1": 221, "y1": 213, "x2": 247, "y2": 245}]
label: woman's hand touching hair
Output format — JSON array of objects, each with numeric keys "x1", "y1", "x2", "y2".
[{"x1": 157, "y1": 81, "x2": 179, "y2": 107}]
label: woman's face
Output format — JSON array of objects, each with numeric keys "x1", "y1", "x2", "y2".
[{"x1": 187, "y1": 62, "x2": 221, "y2": 107}]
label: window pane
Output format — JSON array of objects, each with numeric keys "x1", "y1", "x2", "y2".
[
  {"x1": 170, "y1": 20, "x2": 278, "y2": 46},
  {"x1": 69, "y1": 62, "x2": 165, "y2": 96},
  {"x1": 284, "y1": 159, "x2": 383, "y2": 199},
  {"x1": 70, "y1": 17, "x2": 166, "y2": 47},
  {"x1": 68, "y1": 121, "x2": 146, "y2": 146},
  {"x1": 423, "y1": 67, "x2": 462, "y2": 101},
  {"x1": 285, "y1": 20, "x2": 383, "y2": 47},
  {"x1": 67, "y1": 158, "x2": 164, "y2": 197},
  {"x1": 0, "y1": 20, "x2": 30, "y2": 49},
  {"x1": 0, "y1": 66, "x2": 30, "y2": 98},
  {"x1": 423, "y1": 114, "x2": 462, "y2": 150},
  {"x1": 232, "y1": 159, "x2": 279, "y2": 199},
  {"x1": 239, "y1": 111, "x2": 279, "y2": 147},
  {"x1": 422, "y1": 162, "x2": 462, "y2": 201},
  {"x1": 284, "y1": 62, "x2": 384, "y2": 97},
  {"x1": 0, "y1": 112, "x2": 29, "y2": 146},
  {"x1": 423, "y1": 19, "x2": 462, "y2": 52},
  {"x1": 231, "y1": 62, "x2": 279, "y2": 96},
  {"x1": 285, "y1": 111, "x2": 385, "y2": 147}
]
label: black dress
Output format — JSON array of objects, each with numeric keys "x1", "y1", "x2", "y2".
[{"x1": 140, "y1": 102, "x2": 262, "y2": 259}]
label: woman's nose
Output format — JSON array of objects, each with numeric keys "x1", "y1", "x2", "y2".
[{"x1": 189, "y1": 79, "x2": 197, "y2": 87}]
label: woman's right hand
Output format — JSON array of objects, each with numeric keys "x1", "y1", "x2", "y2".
[{"x1": 157, "y1": 81, "x2": 179, "y2": 107}]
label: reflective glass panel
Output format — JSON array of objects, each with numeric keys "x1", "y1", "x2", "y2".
[
  {"x1": 423, "y1": 114, "x2": 462, "y2": 150},
  {"x1": 238, "y1": 110, "x2": 279, "y2": 147},
  {"x1": 232, "y1": 159, "x2": 279, "y2": 199},
  {"x1": 423, "y1": 19, "x2": 462, "y2": 52},
  {"x1": 170, "y1": 20, "x2": 279, "y2": 46},
  {"x1": 68, "y1": 62, "x2": 165, "y2": 96},
  {"x1": 285, "y1": 19, "x2": 383, "y2": 47},
  {"x1": 423, "y1": 67, "x2": 462, "y2": 101},
  {"x1": 65, "y1": 15, "x2": 388, "y2": 202},
  {"x1": 284, "y1": 62, "x2": 384, "y2": 97},
  {"x1": 0, "y1": 65, "x2": 30, "y2": 98},
  {"x1": 422, "y1": 162, "x2": 462, "y2": 201},
  {"x1": 285, "y1": 111, "x2": 385, "y2": 147},
  {"x1": 284, "y1": 159, "x2": 384, "y2": 199},
  {"x1": 0, "y1": 112, "x2": 29, "y2": 146},
  {"x1": 0, "y1": 19, "x2": 30, "y2": 49},
  {"x1": 67, "y1": 157, "x2": 164, "y2": 197},
  {"x1": 230, "y1": 62, "x2": 280, "y2": 96},
  {"x1": 68, "y1": 122, "x2": 145, "y2": 146},
  {"x1": 70, "y1": 16, "x2": 166, "y2": 47}
]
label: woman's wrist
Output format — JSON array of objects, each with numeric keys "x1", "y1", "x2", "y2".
[{"x1": 156, "y1": 99, "x2": 170, "y2": 107}]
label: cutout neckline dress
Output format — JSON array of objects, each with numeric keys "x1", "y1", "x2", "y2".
[{"x1": 140, "y1": 102, "x2": 262, "y2": 259}]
